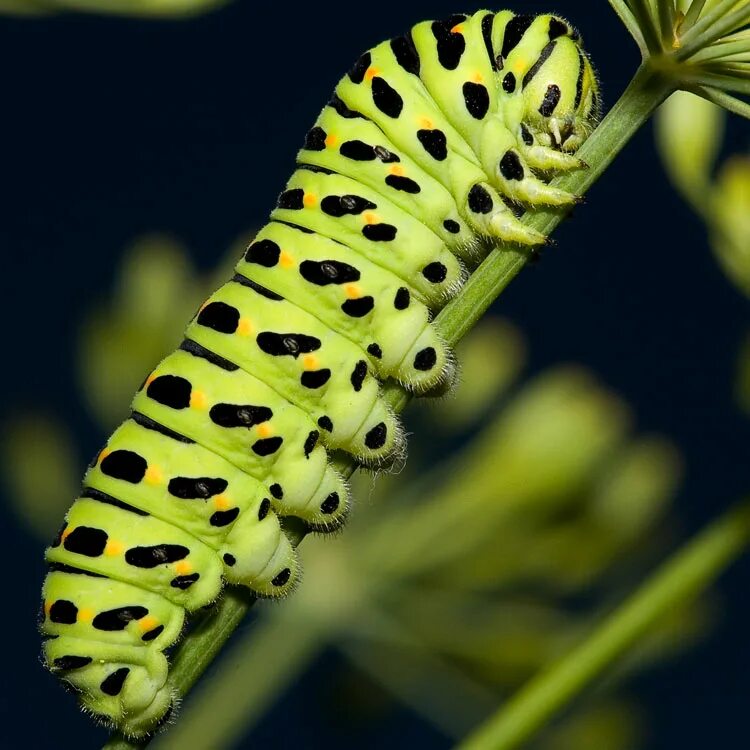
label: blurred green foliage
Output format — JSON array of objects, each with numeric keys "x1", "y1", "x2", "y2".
[{"x1": 0, "y1": 0, "x2": 231, "y2": 17}]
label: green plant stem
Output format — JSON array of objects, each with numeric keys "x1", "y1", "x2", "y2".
[
  {"x1": 102, "y1": 64, "x2": 671, "y2": 750},
  {"x1": 457, "y1": 499, "x2": 750, "y2": 750}
]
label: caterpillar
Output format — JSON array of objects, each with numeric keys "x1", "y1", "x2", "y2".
[{"x1": 40, "y1": 8, "x2": 599, "y2": 737}]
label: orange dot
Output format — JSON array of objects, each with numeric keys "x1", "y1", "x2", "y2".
[
  {"x1": 473, "y1": 71, "x2": 484, "y2": 83},
  {"x1": 365, "y1": 66, "x2": 380, "y2": 80},
  {"x1": 363, "y1": 212, "x2": 378, "y2": 225},
  {"x1": 78, "y1": 608, "x2": 93, "y2": 623},
  {"x1": 174, "y1": 561, "x2": 192, "y2": 576},
  {"x1": 43, "y1": 601, "x2": 52, "y2": 617},
  {"x1": 389, "y1": 164, "x2": 405, "y2": 176},
  {"x1": 98, "y1": 448, "x2": 111, "y2": 464},
  {"x1": 302, "y1": 354, "x2": 319, "y2": 370},
  {"x1": 238, "y1": 318, "x2": 253, "y2": 336},
  {"x1": 190, "y1": 390, "x2": 208, "y2": 409},
  {"x1": 139, "y1": 615, "x2": 159, "y2": 632},
  {"x1": 145, "y1": 465, "x2": 163, "y2": 485},
  {"x1": 257, "y1": 423, "x2": 273, "y2": 438},
  {"x1": 213, "y1": 495, "x2": 230, "y2": 511},
  {"x1": 105, "y1": 540, "x2": 124, "y2": 557},
  {"x1": 325, "y1": 133, "x2": 337, "y2": 147},
  {"x1": 145, "y1": 373, "x2": 157, "y2": 387},
  {"x1": 344, "y1": 283, "x2": 362, "y2": 299},
  {"x1": 280, "y1": 251, "x2": 295, "y2": 269},
  {"x1": 61, "y1": 527, "x2": 71, "y2": 541},
  {"x1": 451, "y1": 23, "x2": 464, "y2": 33},
  {"x1": 303, "y1": 193, "x2": 317, "y2": 208},
  {"x1": 419, "y1": 117, "x2": 433, "y2": 129}
]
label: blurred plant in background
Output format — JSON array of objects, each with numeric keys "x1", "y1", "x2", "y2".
[
  {"x1": 0, "y1": 0, "x2": 231, "y2": 18},
  {"x1": 655, "y1": 91, "x2": 750, "y2": 414},
  {"x1": 3, "y1": 233, "x2": 714, "y2": 749}
]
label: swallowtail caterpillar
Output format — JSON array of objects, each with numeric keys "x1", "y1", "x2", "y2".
[{"x1": 40, "y1": 8, "x2": 600, "y2": 737}]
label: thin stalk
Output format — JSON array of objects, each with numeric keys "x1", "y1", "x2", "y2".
[
  {"x1": 458, "y1": 500, "x2": 750, "y2": 750},
  {"x1": 657, "y1": 0, "x2": 678, "y2": 47},
  {"x1": 682, "y1": 0, "x2": 710, "y2": 31},
  {"x1": 690, "y1": 36, "x2": 750, "y2": 60},
  {"x1": 682, "y1": 69, "x2": 750, "y2": 92},
  {"x1": 628, "y1": 0, "x2": 664, "y2": 53},
  {"x1": 101, "y1": 64, "x2": 672, "y2": 750},
  {"x1": 692, "y1": 83, "x2": 750, "y2": 115},
  {"x1": 607, "y1": 0, "x2": 650, "y2": 54},
  {"x1": 677, "y1": 0, "x2": 750, "y2": 59}
]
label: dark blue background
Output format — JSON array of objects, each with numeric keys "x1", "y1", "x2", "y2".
[{"x1": 1, "y1": 1, "x2": 748, "y2": 748}]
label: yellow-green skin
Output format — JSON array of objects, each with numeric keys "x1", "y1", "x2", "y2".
[{"x1": 40, "y1": 9, "x2": 599, "y2": 737}]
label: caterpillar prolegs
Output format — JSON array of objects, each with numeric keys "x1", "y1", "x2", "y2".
[{"x1": 40, "y1": 8, "x2": 599, "y2": 736}]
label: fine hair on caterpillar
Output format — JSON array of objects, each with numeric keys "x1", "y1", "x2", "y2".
[{"x1": 40, "y1": 8, "x2": 599, "y2": 737}]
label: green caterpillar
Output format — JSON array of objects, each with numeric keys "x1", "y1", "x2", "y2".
[{"x1": 40, "y1": 8, "x2": 600, "y2": 737}]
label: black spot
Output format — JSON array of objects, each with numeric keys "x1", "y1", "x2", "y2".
[
  {"x1": 210, "y1": 508, "x2": 240, "y2": 527},
  {"x1": 340, "y1": 140, "x2": 376, "y2": 161},
  {"x1": 391, "y1": 33, "x2": 420, "y2": 75},
  {"x1": 171, "y1": 573, "x2": 200, "y2": 589},
  {"x1": 463, "y1": 82, "x2": 490, "y2": 119},
  {"x1": 367, "y1": 343, "x2": 383, "y2": 359},
  {"x1": 431, "y1": 15, "x2": 467, "y2": 70},
  {"x1": 548, "y1": 17, "x2": 569, "y2": 39},
  {"x1": 304, "y1": 126, "x2": 327, "y2": 151},
  {"x1": 252, "y1": 437, "x2": 283, "y2": 456},
  {"x1": 53, "y1": 655, "x2": 92, "y2": 670},
  {"x1": 131, "y1": 412, "x2": 195, "y2": 444},
  {"x1": 197, "y1": 301, "x2": 240, "y2": 334},
  {"x1": 49, "y1": 600, "x2": 78, "y2": 624},
  {"x1": 81, "y1": 488, "x2": 148, "y2": 516},
  {"x1": 502, "y1": 72, "x2": 516, "y2": 93},
  {"x1": 125, "y1": 544, "x2": 189, "y2": 569},
  {"x1": 520, "y1": 123, "x2": 534, "y2": 145},
  {"x1": 321, "y1": 492, "x2": 340, "y2": 514},
  {"x1": 147, "y1": 375, "x2": 192, "y2": 410},
  {"x1": 258, "y1": 498, "x2": 271, "y2": 520},
  {"x1": 374, "y1": 145, "x2": 400, "y2": 163},
  {"x1": 522, "y1": 41, "x2": 556, "y2": 88},
  {"x1": 168, "y1": 477, "x2": 228, "y2": 500},
  {"x1": 350, "y1": 360, "x2": 368, "y2": 392},
  {"x1": 317, "y1": 416, "x2": 333, "y2": 432},
  {"x1": 500, "y1": 150, "x2": 525, "y2": 181},
  {"x1": 342, "y1": 297, "x2": 375, "y2": 317},
  {"x1": 329, "y1": 93, "x2": 365, "y2": 119},
  {"x1": 299, "y1": 163, "x2": 335, "y2": 175},
  {"x1": 394, "y1": 287, "x2": 410, "y2": 310},
  {"x1": 539, "y1": 84, "x2": 562, "y2": 117},
  {"x1": 93, "y1": 606, "x2": 148, "y2": 631},
  {"x1": 321, "y1": 194, "x2": 377, "y2": 217},
  {"x1": 348, "y1": 51, "x2": 371, "y2": 83},
  {"x1": 257, "y1": 332, "x2": 321, "y2": 358},
  {"x1": 371, "y1": 77, "x2": 403, "y2": 118},
  {"x1": 574, "y1": 48, "x2": 586, "y2": 109},
  {"x1": 101, "y1": 668, "x2": 129, "y2": 696},
  {"x1": 99, "y1": 450, "x2": 147, "y2": 484},
  {"x1": 245, "y1": 239, "x2": 281, "y2": 267},
  {"x1": 443, "y1": 219, "x2": 460, "y2": 234},
  {"x1": 416, "y1": 129, "x2": 447, "y2": 161},
  {"x1": 364, "y1": 422, "x2": 387, "y2": 450},
  {"x1": 47, "y1": 562, "x2": 106, "y2": 578},
  {"x1": 299, "y1": 259, "x2": 360, "y2": 286},
  {"x1": 232, "y1": 273, "x2": 284, "y2": 300},
  {"x1": 481, "y1": 12, "x2": 497, "y2": 70},
  {"x1": 180, "y1": 339, "x2": 239, "y2": 372},
  {"x1": 223, "y1": 553, "x2": 236, "y2": 566},
  {"x1": 422, "y1": 262, "x2": 448, "y2": 283},
  {"x1": 362, "y1": 223, "x2": 397, "y2": 242},
  {"x1": 50, "y1": 522, "x2": 66, "y2": 548},
  {"x1": 270, "y1": 484, "x2": 283, "y2": 499},
  {"x1": 277, "y1": 188, "x2": 305, "y2": 210},
  {"x1": 142, "y1": 625, "x2": 164, "y2": 642},
  {"x1": 501, "y1": 14, "x2": 534, "y2": 60},
  {"x1": 301, "y1": 369, "x2": 332, "y2": 389},
  {"x1": 414, "y1": 347, "x2": 437, "y2": 371},
  {"x1": 271, "y1": 568, "x2": 291, "y2": 587},
  {"x1": 63, "y1": 527, "x2": 108, "y2": 557},
  {"x1": 385, "y1": 174, "x2": 421, "y2": 193},
  {"x1": 304, "y1": 430, "x2": 320, "y2": 459},
  {"x1": 468, "y1": 184, "x2": 493, "y2": 214},
  {"x1": 209, "y1": 404, "x2": 273, "y2": 429}
]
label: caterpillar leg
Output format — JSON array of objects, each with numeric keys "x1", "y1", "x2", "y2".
[{"x1": 519, "y1": 141, "x2": 587, "y2": 173}]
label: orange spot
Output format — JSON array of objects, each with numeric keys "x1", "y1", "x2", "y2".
[
  {"x1": 190, "y1": 390, "x2": 208, "y2": 409},
  {"x1": 451, "y1": 23, "x2": 464, "y2": 33},
  {"x1": 257, "y1": 423, "x2": 273, "y2": 438},
  {"x1": 105, "y1": 540, "x2": 124, "y2": 557},
  {"x1": 174, "y1": 561, "x2": 192, "y2": 576},
  {"x1": 238, "y1": 318, "x2": 253, "y2": 336},
  {"x1": 61, "y1": 527, "x2": 71, "y2": 541},
  {"x1": 78, "y1": 608, "x2": 93, "y2": 623},
  {"x1": 280, "y1": 251, "x2": 295, "y2": 269},
  {"x1": 344, "y1": 283, "x2": 362, "y2": 299},
  {"x1": 303, "y1": 193, "x2": 317, "y2": 208},
  {"x1": 302, "y1": 354, "x2": 319, "y2": 370},
  {"x1": 145, "y1": 373, "x2": 156, "y2": 387},
  {"x1": 43, "y1": 601, "x2": 52, "y2": 617},
  {"x1": 389, "y1": 164, "x2": 405, "y2": 176},
  {"x1": 98, "y1": 448, "x2": 111, "y2": 464},
  {"x1": 198, "y1": 300, "x2": 208, "y2": 313},
  {"x1": 419, "y1": 117, "x2": 433, "y2": 129},
  {"x1": 473, "y1": 71, "x2": 484, "y2": 83},
  {"x1": 363, "y1": 212, "x2": 378, "y2": 225},
  {"x1": 139, "y1": 615, "x2": 159, "y2": 632},
  {"x1": 365, "y1": 66, "x2": 380, "y2": 80},
  {"x1": 145, "y1": 465, "x2": 163, "y2": 485},
  {"x1": 325, "y1": 133, "x2": 337, "y2": 147},
  {"x1": 213, "y1": 495, "x2": 230, "y2": 511}
]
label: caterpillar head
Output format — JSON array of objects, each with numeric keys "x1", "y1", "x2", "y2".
[{"x1": 516, "y1": 16, "x2": 600, "y2": 152}]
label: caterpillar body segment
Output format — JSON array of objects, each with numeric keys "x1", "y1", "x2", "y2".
[{"x1": 41, "y1": 8, "x2": 599, "y2": 737}]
